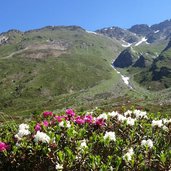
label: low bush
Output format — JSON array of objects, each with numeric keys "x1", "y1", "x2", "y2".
[{"x1": 0, "y1": 108, "x2": 171, "y2": 170}]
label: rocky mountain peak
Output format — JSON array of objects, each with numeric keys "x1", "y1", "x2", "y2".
[
  {"x1": 128, "y1": 24, "x2": 152, "y2": 36},
  {"x1": 151, "y1": 19, "x2": 171, "y2": 31},
  {"x1": 96, "y1": 26, "x2": 139, "y2": 43}
]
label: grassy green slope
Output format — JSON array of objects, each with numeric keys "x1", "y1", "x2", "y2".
[
  {"x1": 133, "y1": 40, "x2": 171, "y2": 90},
  {"x1": 0, "y1": 27, "x2": 125, "y2": 117}
]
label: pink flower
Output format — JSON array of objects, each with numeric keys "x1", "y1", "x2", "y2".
[
  {"x1": 54, "y1": 115, "x2": 65, "y2": 122},
  {"x1": 43, "y1": 111, "x2": 53, "y2": 117},
  {"x1": 35, "y1": 123, "x2": 41, "y2": 132},
  {"x1": 95, "y1": 118, "x2": 105, "y2": 126},
  {"x1": 66, "y1": 109, "x2": 75, "y2": 117},
  {"x1": 84, "y1": 115, "x2": 93, "y2": 123},
  {"x1": 0, "y1": 142, "x2": 8, "y2": 152},
  {"x1": 75, "y1": 116, "x2": 85, "y2": 125},
  {"x1": 43, "y1": 120, "x2": 49, "y2": 127}
]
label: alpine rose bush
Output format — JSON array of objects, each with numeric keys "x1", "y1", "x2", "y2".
[
  {"x1": 0, "y1": 142, "x2": 8, "y2": 152},
  {"x1": 0, "y1": 108, "x2": 171, "y2": 170}
]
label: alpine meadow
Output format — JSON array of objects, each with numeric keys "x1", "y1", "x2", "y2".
[{"x1": 0, "y1": 1, "x2": 171, "y2": 170}]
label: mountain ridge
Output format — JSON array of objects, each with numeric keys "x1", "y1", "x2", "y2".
[{"x1": 0, "y1": 19, "x2": 171, "y2": 117}]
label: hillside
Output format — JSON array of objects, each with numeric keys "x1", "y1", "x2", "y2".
[
  {"x1": 134, "y1": 39, "x2": 171, "y2": 90},
  {"x1": 1, "y1": 20, "x2": 171, "y2": 119},
  {"x1": 0, "y1": 26, "x2": 125, "y2": 116},
  {"x1": 111, "y1": 20, "x2": 171, "y2": 92}
]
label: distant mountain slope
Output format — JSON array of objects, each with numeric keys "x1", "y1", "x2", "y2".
[
  {"x1": 1, "y1": 19, "x2": 171, "y2": 116},
  {"x1": 113, "y1": 40, "x2": 167, "y2": 68},
  {"x1": 134, "y1": 39, "x2": 171, "y2": 90},
  {"x1": 96, "y1": 26, "x2": 139, "y2": 44},
  {"x1": 129, "y1": 19, "x2": 171, "y2": 43},
  {"x1": 97, "y1": 19, "x2": 171, "y2": 45},
  {"x1": 0, "y1": 26, "x2": 123, "y2": 115}
]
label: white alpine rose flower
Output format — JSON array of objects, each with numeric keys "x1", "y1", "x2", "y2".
[
  {"x1": 117, "y1": 114, "x2": 127, "y2": 122},
  {"x1": 34, "y1": 131, "x2": 50, "y2": 143},
  {"x1": 108, "y1": 111, "x2": 119, "y2": 117},
  {"x1": 77, "y1": 139, "x2": 87, "y2": 151},
  {"x1": 162, "y1": 125, "x2": 169, "y2": 132},
  {"x1": 133, "y1": 110, "x2": 147, "y2": 119},
  {"x1": 152, "y1": 120, "x2": 163, "y2": 127},
  {"x1": 141, "y1": 139, "x2": 153, "y2": 148},
  {"x1": 55, "y1": 163, "x2": 63, "y2": 170},
  {"x1": 19, "y1": 123, "x2": 29, "y2": 130},
  {"x1": 97, "y1": 113, "x2": 108, "y2": 120},
  {"x1": 15, "y1": 123, "x2": 31, "y2": 140},
  {"x1": 59, "y1": 121, "x2": 71, "y2": 128},
  {"x1": 104, "y1": 131, "x2": 116, "y2": 141},
  {"x1": 126, "y1": 117, "x2": 136, "y2": 126},
  {"x1": 123, "y1": 148, "x2": 134, "y2": 162},
  {"x1": 124, "y1": 110, "x2": 132, "y2": 117}
]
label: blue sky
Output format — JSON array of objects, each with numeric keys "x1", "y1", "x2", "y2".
[{"x1": 0, "y1": 0, "x2": 171, "y2": 33}]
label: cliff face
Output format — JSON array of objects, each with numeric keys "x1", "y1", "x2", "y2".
[
  {"x1": 113, "y1": 48, "x2": 153, "y2": 69},
  {"x1": 133, "y1": 55, "x2": 145, "y2": 68},
  {"x1": 113, "y1": 49, "x2": 133, "y2": 68}
]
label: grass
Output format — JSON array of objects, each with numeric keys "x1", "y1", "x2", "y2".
[
  {"x1": 0, "y1": 27, "x2": 124, "y2": 117},
  {"x1": 0, "y1": 27, "x2": 171, "y2": 119}
]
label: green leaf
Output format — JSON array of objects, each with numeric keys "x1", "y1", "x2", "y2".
[
  {"x1": 58, "y1": 151, "x2": 64, "y2": 162},
  {"x1": 160, "y1": 152, "x2": 166, "y2": 164}
]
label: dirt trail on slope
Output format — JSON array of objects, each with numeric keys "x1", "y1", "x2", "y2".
[{"x1": 0, "y1": 47, "x2": 29, "y2": 59}]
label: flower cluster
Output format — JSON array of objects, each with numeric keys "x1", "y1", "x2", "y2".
[
  {"x1": 41, "y1": 108, "x2": 107, "y2": 128},
  {"x1": 77, "y1": 139, "x2": 87, "y2": 151},
  {"x1": 15, "y1": 124, "x2": 31, "y2": 140},
  {"x1": 0, "y1": 108, "x2": 170, "y2": 171},
  {"x1": 152, "y1": 118, "x2": 171, "y2": 131},
  {"x1": 152, "y1": 120, "x2": 163, "y2": 127},
  {"x1": 104, "y1": 131, "x2": 116, "y2": 141},
  {"x1": 34, "y1": 131, "x2": 50, "y2": 143},
  {"x1": 107, "y1": 109, "x2": 147, "y2": 126},
  {"x1": 123, "y1": 148, "x2": 134, "y2": 162},
  {"x1": 43, "y1": 111, "x2": 53, "y2": 117},
  {"x1": 141, "y1": 139, "x2": 153, "y2": 148},
  {"x1": 0, "y1": 142, "x2": 8, "y2": 152}
]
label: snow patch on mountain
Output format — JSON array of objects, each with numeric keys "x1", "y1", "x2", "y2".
[
  {"x1": 112, "y1": 64, "x2": 133, "y2": 89},
  {"x1": 135, "y1": 37, "x2": 148, "y2": 46},
  {"x1": 86, "y1": 30, "x2": 97, "y2": 35},
  {"x1": 121, "y1": 39, "x2": 132, "y2": 47},
  {"x1": 121, "y1": 75, "x2": 130, "y2": 86},
  {"x1": 122, "y1": 43, "x2": 132, "y2": 47},
  {"x1": 154, "y1": 30, "x2": 160, "y2": 33}
]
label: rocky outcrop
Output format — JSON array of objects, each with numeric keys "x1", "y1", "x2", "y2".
[
  {"x1": 152, "y1": 67, "x2": 171, "y2": 81},
  {"x1": 135, "y1": 39, "x2": 171, "y2": 90},
  {"x1": 151, "y1": 19, "x2": 171, "y2": 31},
  {"x1": 129, "y1": 20, "x2": 171, "y2": 43},
  {"x1": 113, "y1": 49, "x2": 133, "y2": 68},
  {"x1": 133, "y1": 55, "x2": 145, "y2": 68},
  {"x1": 96, "y1": 26, "x2": 139, "y2": 43},
  {"x1": 0, "y1": 36, "x2": 8, "y2": 45},
  {"x1": 128, "y1": 24, "x2": 152, "y2": 36}
]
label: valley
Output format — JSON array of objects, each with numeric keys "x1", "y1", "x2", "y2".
[
  {"x1": 1, "y1": 1, "x2": 171, "y2": 170},
  {"x1": 1, "y1": 20, "x2": 171, "y2": 121}
]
